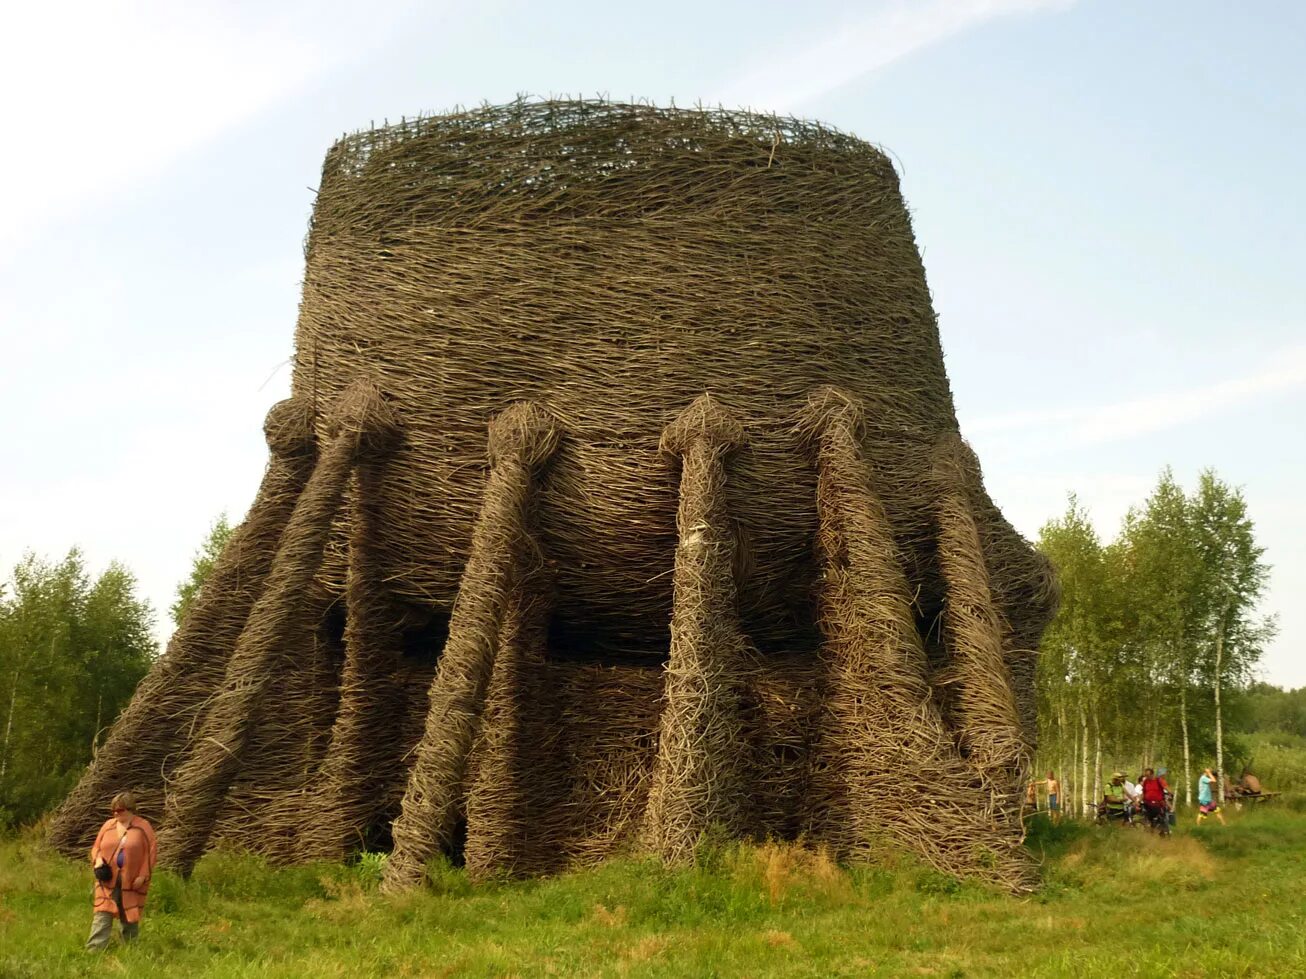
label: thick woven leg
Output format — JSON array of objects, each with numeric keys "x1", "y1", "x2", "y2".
[
  {"x1": 297, "y1": 455, "x2": 411, "y2": 862},
  {"x1": 463, "y1": 576, "x2": 551, "y2": 880},
  {"x1": 932, "y1": 433, "x2": 1028, "y2": 788},
  {"x1": 642, "y1": 394, "x2": 750, "y2": 864},
  {"x1": 382, "y1": 402, "x2": 558, "y2": 891},
  {"x1": 48, "y1": 399, "x2": 316, "y2": 855},
  {"x1": 796, "y1": 387, "x2": 1034, "y2": 891},
  {"x1": 157, "y1": 382, "x2": 399, "y2": 875}
]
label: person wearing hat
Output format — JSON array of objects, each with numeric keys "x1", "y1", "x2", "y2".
[
  {"x1": 1197, "y1": 767, "x2": 1226, "y2": 826},
  {"x1": 1103, "y1": 773, "x2": 1129, "y2": 822}
]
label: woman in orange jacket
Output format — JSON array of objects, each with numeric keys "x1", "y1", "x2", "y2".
[{"x1": 86, "y1": 791, "x2": 157, "y2": 950}]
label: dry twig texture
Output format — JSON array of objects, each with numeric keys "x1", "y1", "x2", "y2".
[
  {"x1": 57, "y1": 100, "x2": 1054, "y2": 891},
  {"x1": 796, "y1": 388, "x2": 1035, "y2": 890},
  {"x1": 382, "y1": 402, "x2": 559, "y2": 891},
  {"x1": 643, "y1": 395, "x2": 750, "y2": 863},
  {"x1": 49, "y1": 399, "x2": 316, "y2": 853},
  {"x1": 157, "y1": 382, "x2": 398, "y2": 875}
]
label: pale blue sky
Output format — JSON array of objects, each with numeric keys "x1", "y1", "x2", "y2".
[{"x1": 1, "y1": 0, "x2": 1302, "y2": 684}]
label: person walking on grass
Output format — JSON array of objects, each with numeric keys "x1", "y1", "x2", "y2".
[
  {"x1": 1196, "y1": 767, "x2": 1226, "y2": 826},
  {"x1": 1045, "y1": 771, "x2": 1062, "y2": 824},
  {"x1": 87, "y1": 791, "x2": 157, "y2": 951}
]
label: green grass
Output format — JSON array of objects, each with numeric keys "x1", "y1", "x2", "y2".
[{"x1": 2, "y1": 807, "x2": 1304, "y2": 978}]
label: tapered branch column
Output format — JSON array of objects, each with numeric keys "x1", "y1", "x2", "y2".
[
  {"x1": 463, "y1": 578, "x2": 552, "y2": 880},
  {"x1": 932, "y1": 434, "x2": 1027, "y2": 783},
  {"x1": 157, "y1": 382, "x2": 400, "y2": 876},
  {"x1": 382, "y1": 402, "x2": 559, "y2": 892},
  {"x1": 643, "y1": 394, "x2": 749, "y2": 864},
  {"x1": 296, "y1": 453, "x2": 411, "y2": 862},
  {"x1": 48, "y1": 399, "x2": 317, "y2": 855},
  {"x1": 796, "y1": 388, "x2": 1034, "y2": 891}
]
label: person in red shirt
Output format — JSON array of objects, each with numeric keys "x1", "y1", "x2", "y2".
[{"x1": 1139, "y1": 767, "x2": 1170, "y2": 832}]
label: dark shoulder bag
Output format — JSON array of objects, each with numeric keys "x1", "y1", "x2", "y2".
[
  {"x1": 93, "y1": 836, "x2": 119, "y2": 883},
  {"x1": 94, "y1": 828, "x2": 132, "y2": 884}
]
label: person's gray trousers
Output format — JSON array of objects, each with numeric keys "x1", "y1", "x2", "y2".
[{"x1": 85, "y1": 886, "x2": 139, "y2": 950}]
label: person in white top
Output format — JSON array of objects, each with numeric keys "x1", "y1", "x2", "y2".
[{"x1": 1122, "y1": 776, "x2": 1142, "y2": 817}]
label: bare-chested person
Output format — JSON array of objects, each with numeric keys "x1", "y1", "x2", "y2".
[{"x1": 1044, "y1": 771, "x2": 1061, "y2": 823}]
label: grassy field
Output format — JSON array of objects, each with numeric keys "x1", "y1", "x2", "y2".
[{"x1": 2, "y1": 804, "x2": 1303, "y2": 978}]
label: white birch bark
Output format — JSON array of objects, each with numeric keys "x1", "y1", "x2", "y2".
[
  {"x1": 1213, "y1": 599, "x2": 1231, "y2": 803},
  {"x1": 1180, "y1": 684, "x2": 1193, "y2": 808},
  {"x1": 1079, "y1": 700, "x2": 1090, "y2": 818},
  {"x1": 0, "y1": 669, "x2": 17, "y2": 784}
]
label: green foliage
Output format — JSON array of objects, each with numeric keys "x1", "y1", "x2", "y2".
[
  {"x1": 2, "y1": 813, "x2": 1305, "y2": 977},
  {"x1": 353, "y1": 851, "x2": 388, "y2": 891},
  {"x1": 1238, "y1": 682, "x2": 1306, "y2": 738},
  {"x1": 423, "y1": 853, "x2": 475, "y2": 897},
  {"x1": 1035, "y1": 469, "x2": 1274, "y2": 812},
  {"x1": 913, "y1": 869, "x2": 962, "y2": 896},
  {"x1": 0, "y1": 550, "x2": 156, "y2": 827},
  {"x1": 170, "y1": 514, "x2": 234, "y2": 627}
]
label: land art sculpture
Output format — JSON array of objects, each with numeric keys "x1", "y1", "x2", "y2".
[{"x1": 51, "y1": 100, "x2": 1057, "y2": 892}]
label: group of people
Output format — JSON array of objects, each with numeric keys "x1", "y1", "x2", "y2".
[
  {"x1": 1026, "y1": 764, "x2": 1233, "y2": 829},
  {"x1": 1099, "y1": 767, "x2": 1175, "y2": 828}
]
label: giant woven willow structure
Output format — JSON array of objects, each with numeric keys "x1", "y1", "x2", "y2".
[{"x1": 51, "y1": 100, "x2": 1057, "y2": 891}]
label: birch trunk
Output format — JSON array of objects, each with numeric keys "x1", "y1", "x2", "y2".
[
  {"x1": 1092, "y1": 716, "x2": 1102, "y2": 811},
  {"x1": 0, "y1": 669, "x2": 18, "y2": 784},
  {"x1": 1213, "y1": 600, "x2": 1231, "y2": 803},
  {"x1": 1146, "y1": 706, "x2": 1159, "y2": 770},
  {"x1": 1057, "y1": 702, "x2": 1069, "y2": 816},
  {"x1": 1070, "y1": 716, "x2": 1078, "y2": 817},
  {"x1": 1079, "y1": 700, "x2": 1090, "y2": 818},
  {"x1": 1180, "y1": 684, "x2": 1193, "y2": 808}
]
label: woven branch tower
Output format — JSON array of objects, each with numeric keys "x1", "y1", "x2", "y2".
[{"x1": 51, "y1": 100, "x2": 1057, "y2": 892}]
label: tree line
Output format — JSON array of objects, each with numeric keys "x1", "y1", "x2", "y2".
[
  {"x1": 0, "y1": 517, "x2": 232, "y2": 828},
  {"x1": 0, "y1": 551, "x2": 155, "y2": 826},
  {"x1": 1035, "y1": 469, "x2": 1277, "y2": 814}
]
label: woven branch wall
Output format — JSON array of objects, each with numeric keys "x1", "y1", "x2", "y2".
[{"x1": 52, "y1": 100, "x2": 1057, "y2": 892}]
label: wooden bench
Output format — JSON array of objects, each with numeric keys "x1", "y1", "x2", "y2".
[{"x1": 1229, "y1": 790, "x2": 1280, "y2": 806}]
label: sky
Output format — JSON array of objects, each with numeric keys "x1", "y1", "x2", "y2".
[{"x1": 0, "y1": 0, "x2": 1302, "y2": 685}]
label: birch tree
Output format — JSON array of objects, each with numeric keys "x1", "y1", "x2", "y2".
[
  {"x1": 1189, "y1": 471, "x2": 1274, "y2": 802},
  {"x1": 1122, "y1": 471, "x2": 1205, "y2": 805},
  {"x1": 1037, "y1": 498, "x2": 1115, "y2": 815}
]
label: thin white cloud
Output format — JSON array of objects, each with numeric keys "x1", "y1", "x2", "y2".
[
  {"x1": 0, "y1": 0, "x2": 417, "y2": 257},
  {"x1": 968, "y1": 345, "x2": 1306, "y2": 444},
  {"x1": 715, "y1": 0, "x2": 1075, "y2": 113}
]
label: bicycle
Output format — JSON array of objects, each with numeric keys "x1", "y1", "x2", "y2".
[
  {"x1": 1141, "y1": 799, "x2": 1172, "y2": 837},
  {"x1": 1091, "y1": 802, "x2": 1135, "y2": 827}
]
